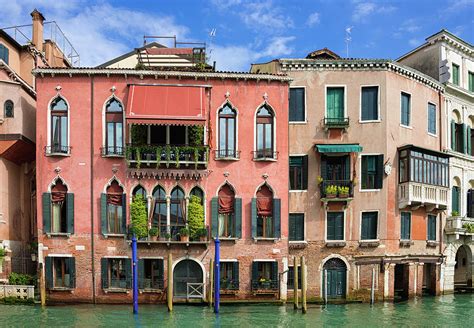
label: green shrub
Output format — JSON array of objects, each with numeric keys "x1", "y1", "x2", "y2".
[
  {"x1": 188, "y1": 126, "x2": 204, "y2": 146},
  {"x1": 8, "y1": 273, "x2": 35, "y2": 286},
  {"x1": 130, "y1": 125, "x2": 147, "y2": 145},
  {"x1": 188, "y1": 195, "x2": 204, "y2": 239},
  {"x1": 0, "y1": 248, "x2": 5, "y2": 257},
  {"x1": 130, "y1": 195, "x2": 148, "y2": 239},
  {"x1": 463, "y1": 223, "x2": 474, "y2": 233}
]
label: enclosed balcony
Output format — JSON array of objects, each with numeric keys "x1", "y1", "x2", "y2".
[{"x1": 398, "y1": 145, "x2": 450, "y2": 210}]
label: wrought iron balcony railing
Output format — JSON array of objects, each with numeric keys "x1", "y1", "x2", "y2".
[
  {"x1": 44, "y1": 145, "x2": 71, "y2": 155},
  {"x1": 324, "y1": 117, "x2": 350, "y2": 128},
  {"x1": 101, "y1": 146, "x2": 125, "y2": 157},
  {"x1": 253, "y1": 150, "x2": 278, "y2": 160},
  {"x1": 214, "y1": 149, "x2": 240, "y2": 159}
]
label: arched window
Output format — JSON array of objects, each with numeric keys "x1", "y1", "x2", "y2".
[
  {"x1": 255, "y1": 105, "x2": 274, "y2": 159},
  {"x1": 218, "y1": 184, "x2": 235, "y2": 237},
  {"x1": 218, "y1": 104, "x2": 237, "y2": 158},
  {"x1": 132, "y1": 185, "x2": 147, "y2": 199},
  {"x1": 4, "y1": 100, "x2": 13, "y2": 118},
  {"x1": 106, "y1": 181, "x2": 124, "y2": 234},
  {"x1": 105, "y1": 98, "x2": 124, "y2": 156},
  {"x1": 170, "y1": 186, "x2": 185, "y2": 240},
  {"x1": 51, "y1": 179, "x2": 68, "y2": 233},
  {"x1": 152, "y1": 186, "x2": 167, "y2": 234},
  {"x1": 50, "y1": 96, "x2": 69, "y2": 154},
  {"x1": 190, "y1": 186, "x2": 204, "y2": 205},
  {"x1": 256, "y1": 184, "x2": 273, "y2": 238}
]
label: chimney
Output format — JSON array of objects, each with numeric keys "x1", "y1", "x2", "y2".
[{"x1": 31, "y1": 9, "x2": 45, "y2": 50}]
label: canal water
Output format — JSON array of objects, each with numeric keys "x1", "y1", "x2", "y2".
[{"x1": 1, "y1": 294, "x2": 472, "y2": 327}]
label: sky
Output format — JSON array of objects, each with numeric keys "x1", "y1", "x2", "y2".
[{"x1": 0, "y1": 0, "x2": 472, "y2": 71}]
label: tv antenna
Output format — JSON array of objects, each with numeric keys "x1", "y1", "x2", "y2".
[
  {"x1": 345, "y1": 26, "x2": 353, "y2": 58},
  {"x1": 207, "y1": 27, "x2": 217, "y2": 61}
]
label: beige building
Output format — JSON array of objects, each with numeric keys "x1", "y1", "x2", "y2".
[
  {"x1": 398, "y1": 30, "x2": 474, "y2": 293},
  {"x1": 0, "y1": 9, "x2": 74, "y2": 279},
  {"x1": 252, "y1": 49, "x2": 447, "y2": 301}
]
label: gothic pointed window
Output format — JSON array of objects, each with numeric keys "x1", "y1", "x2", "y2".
[
  {"x1": 255, "y1": 105, "x2": 274, "y2": 159},
  {"x1": 105, "y1": 98, "x2": 124, "y2": 156},
  {"x1": 4, "y1": 100, "x2": 13, "y2": 118},
  {"x1": 50, "y1": 97, "x2": 69, "y2": 154},
  {"x1": 218, "y1": 104, "x2": 237, "y2": 158}
]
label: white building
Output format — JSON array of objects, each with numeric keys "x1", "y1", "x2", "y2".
[{"x1": 398, "y1": 29, "x2": 474, "y2": 293}]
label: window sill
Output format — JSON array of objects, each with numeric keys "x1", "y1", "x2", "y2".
[
  {"x1": 289, "y1": 190, "x2": 307, "y2": 193},
  {"x1": 400, "y1": 124, "x2": 412, "y2": 130},
  {"x1": 359, "y1": 240, "x2": 380, "y2": 247},
  {"x1": 427, "y1": 132, "x2": 437, "y2": 138},
  {"x1": 216, "y1": 237, "x2": 239, "y2": 243},
  {"x1": 253, "y1": 158, "x2": 277, "y2": 162},
  {"x1": 426, "y1": 240, "x2": 439, "y2": 247},
  {"x1": 214, "y1": 157, "x2": 240, "y2": 161},
  {"x1": 254, "y1": 237, "x2": 279, "y2": 243},
  {"x1": 289, "y1": 121, "x2": 307, "y2": 125},
  {"x1": 45, "y1": 153, "x2": 71, "y2": 157},
  {"x1": 46, "y1": 233, "x2": 71, "y2": 238},
  {"x1": 359, "y1": 119, "x2": 381, "y2": 124},
  {"x1": 103, "y1": 233, "x2": 125, "y2": 238},
  {"x1": 139, "y1": 289, "x2": 163, "y2": 294},
  {"x1": 49, "y1": 287, "x2": 74, "y2": 292},
  {"x1": 101, "y1": 154, "x2": 125, "y2": 158},
  {"x1": 325, "y1": 241, "x2": 346, "y2": 247},
  {"x1": 104, "y1": 288, "x2": 129, "y2": 294},
  {"x1": 359, "y1": 188, "x2": 381, "y2": 193},
  {"x1": 399, "y1": 239, "x2": 414, "y2": 246}
]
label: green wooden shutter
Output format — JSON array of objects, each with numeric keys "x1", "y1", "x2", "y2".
[
  {"x1": 451, "y1": 120, "x2": 456, "y2": 151},
  {"x1": 371, "y1": 213, "x2": 378, "y2": 239},
  {"x1": 401, "y1": 214, "x2": 406, "y2": 239},
  {"x1": 327, "y1": 214, "x2": 335, "y2": 240},
  {"x1": 124, "y1": 258, "x2": 132, "y2": 289},
  {"x1": 66, "y1": 193, "x2": 74, "y2": 234},
  {"x1": 335, "y1": 213, "x2": 344, "y2": 240},
  {"x1": 468, "y1": 128, "x2": 472, "y2": 156},
  {"x1": 271, "y1": 262, "x2": 278, "y2": 284},
  {"x1": 273, "y1": 198, "x2": 281, "y2": 238},
  {"x1": 289, "y1": 215, "x2": 296, "y2": 241},
  {"x1": 211, "y1": 197, "x2": 218, "y2": 238},
  {"x1": 234, "y1": 198, "x2": 242, "y2": 238},
  {"x1": 101, "y1": 258, "x2": 109, "y2": 289},
  {"x1": 467, "y1": 190, "x2": 473, "y2": 218},
  {"x1": 67, "y1": 257, "x2": 76, "y2": 288},
  {"x1": 375, "y1": 155, "x2": 384, "y2": 189},
  {"x1": 296, "y1": 215, "x2": 304, "y2": 241},
  {"x1": 296, "y1": 88, "x2": 305, "y2": 121},
  {"x1": 361, "y1": 156, "x2": 368, "y2": 189},
  {"x1": 303, "y1": 155, "x2": 308, "y2": 190},
  {"x1": 121, "y1": 194, "x2": 127, "y2": 234},
  {"x1": 45, "y1": 257, "x2": 53, "y2": 289},
  {"x1": 101, "y1": 193, "x2": 107, "y2": 235},
  {"x1": 251, "y1": 262, "x2": 258, "y2": 287},
  {"x1": 233, "y1": 262, "x2": 240, "y2": 289},
  {"x1": 289, "y1": 88, "x2": 298, "y2": 122},
  {"x1": 326, "y1": 88, "x2": 335, "y2": 119},
  {"x1": 251, "y1": 198, "x2": 257, "y2": 238},
  {"x1": 138, "y1": 259, "x2": 145, "y2": 289},
  {"x1": 452, "y1": 187, "x2": 460, "y2": 213},
  {"x1": 334, "y1": 88, "x2": 344, "y2": 118},
  {"x1": 361, "y1": 214, "x2": 368, "y2": 240},
  {"x1": 42, "y1": 193, "x2": 51, "y2": 234},
  {"x1": 407, "y1": 214, "x2": 411, "y2": 239},
  {"x1": 462, "y1": 123, "x2": 467, "y2": 153}
]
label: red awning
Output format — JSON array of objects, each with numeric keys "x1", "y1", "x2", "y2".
[{"x1": 126, "y1": 85, "x2": 206, "y2": 125}]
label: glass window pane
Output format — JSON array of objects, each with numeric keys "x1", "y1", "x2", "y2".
[
  {"x1": 116, "y1": 123, "x2": 123, "y2": 148},
  {"x1": 61, "y1": 116, "x2": 67, "y2": 147},
  {"x1": 265, "y1": 124, "x2": 272, "y2": 150},
  {"x1": 257, "y1": 124, "x2": 264, "y2": 150},
  {"x1": 228, "y1": 118, "x2": 235, "y2": 151},
  {"x1": 107, "y1": 123, "x2": 114, "y2": 148},
  {"x1": 219, "y1": 118, "x2": 226, "y2": 150}
]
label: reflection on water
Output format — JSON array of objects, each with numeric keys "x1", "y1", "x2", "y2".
[{"x1": 1, "y1": 294, "x2": 473, "y2": 327}]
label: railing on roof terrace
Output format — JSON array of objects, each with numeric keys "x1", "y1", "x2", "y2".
[{"x1": 1, "y1": 21, "x2": 80, "y2": 66}]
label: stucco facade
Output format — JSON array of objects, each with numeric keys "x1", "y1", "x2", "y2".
[
  {"x1": 252, "y1": 55, "x2": 446, "y2": 301},
  {"x1": 398, "y1": 30, "x2": 474, "y2": 293},
  {"x1": 34, "y1": 68, "x2": 290, "y2": 304}
]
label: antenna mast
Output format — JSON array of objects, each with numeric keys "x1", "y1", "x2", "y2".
[{"x1": 345, "y1": 26, "x2": 353, "y2": 57}]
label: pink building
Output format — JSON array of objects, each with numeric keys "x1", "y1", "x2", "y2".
[{"x1": 34, "y1": 67, "x2": 290, "y2": 303}]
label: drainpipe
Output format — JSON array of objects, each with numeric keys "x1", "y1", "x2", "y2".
[
  {"x1": 438, "y1": 90, "x2": 443, "y2": 258},
  {"x1": 90, "y1": 75, "x2": 96, "y2": 303}
]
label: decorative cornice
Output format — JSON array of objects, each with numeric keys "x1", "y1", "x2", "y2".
[
  {"x1": 32, "y1": 67, "x2": 292, "y2": 83},
  {"x1": 279, "y1": 59, "x2": 444, "y2": 92},
  {"x1": 427, "y1": 31, "x2": 473, "y2": 58}
]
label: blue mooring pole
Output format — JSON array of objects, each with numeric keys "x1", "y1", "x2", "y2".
[
  {"x1": 214, "y1": 237, "x2": 220, "y2": 314},
  {"x1": 132, "y1": 235, "x2": 138, "y2": 314}
]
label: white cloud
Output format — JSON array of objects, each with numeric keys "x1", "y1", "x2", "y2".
[
  {"x1": 241, "y1": 1, "x2": 294, "y2": 30},
  {"x1": 352, "y1": 2, "x2": 396, "y2": 22},
  {"x1": 306, "y1": 12, "x2": 321, "y2": 27},
  {"x1": 408, "y1": 38, "x2": 420, "y2": 47},
  {"x1": 399, "y1": 19, "x2": 420, "y2": 33}
]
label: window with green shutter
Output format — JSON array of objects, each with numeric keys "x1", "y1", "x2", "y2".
[
  {"x1": 428, "y1": 103, "x2": 436, "y2": 134},
  {"x1": 469, "y1": 71, "x2": 474, "y2": 92},
  {"x1": 452, "y1": 186, "x2": 460, "y2": 214},
  {"x1": 46, "y1": 256, "x2": 75, "y2": 289},
  {"x1": 361, "y1": 86, "x2": 379, "y2": 121},
  {"x1": 326, "y1": 87, "x2": 344, "y2": 120},
  {"x1": 289, "y1": 88, "x2": 305, "y2": 122},
  {"x1": 289, "y1": 155, "x2": 308, "y2": 190},
  {"x1": 220, "y1": 261, "x2": 239, "y2": 290},
  {"x1": 102, "y1": 258, "x2": 130, "y2": 289},
  {"x1": 401, "y1": 212, "x2": 411, "y2": 240},
  {"x1": 361, "y1": 212, "x2": 378, "y2": 240},
  {"x1": 427, "y1": 215, "x2": 437, "y2": 241},
  {"x1": 452, "y1": 63, "x2": 460, "y2": 85},
  {"x1": 401, "y1": 92, "x2": 411, "y2": 126},
  {"x1": 467, "y1": 189, "x2": 474, "y2": 218},
  {"x1": 327, "y1": 212, "x2": 344, "y2": 241},
  {"x1": 289, "y1": 213, "x2": 304, "y2": 241},
  {"x1": 361, "y1": 155, "x2": 383, "y2": 190}
]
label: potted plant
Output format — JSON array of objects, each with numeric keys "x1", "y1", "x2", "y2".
[
  {"x1": 164, "y1": 232, "x2": 171, "y2": 240},
  {"x1": 179, "y1": 228, "x2": 190, "y2": 242},
  {"x1": 325, "y1": 185, "x2": 338, "y2": 198},
  {"x1": 197, "y1": 227, "x2": 208, "y2": 241},
  {"x1": 316, "y1": 176, "x2": 324, "y2": 186},
  {"x1": 451, "y1": 210, "x2": 460, "y2": 217},
  {"x1": 338, "y1": 186, "x2": 350, "y2": 198},
  {"x1": 149, "y1": 227, "x2": 159, "y2": 241}
]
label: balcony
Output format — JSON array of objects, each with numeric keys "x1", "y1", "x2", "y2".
[
  {"x1": 214, "y1": 149, "x2": 240, "y2": 160},
  {"x1": 251, "y1": 279, "x2": 278, "y2": 294},
  {"x1": 398, "y1": 182, "x2": 449, "y2": 210},
  {"x1": 101, "y1": 146, "x2": 125, "y2": 157},
  {"x1": 324, "y1": 117, "x2": 349, "y2": 129},
  {"x1": 445, "y1": 217, "x2": 474, "y2": 238},
  {"x1": 253, "y1": 150, "x2": 278, "y2": 161},
  {"x1": 133, "y1": 225, "x2": 210, "y2": 247},
  {"x1": 44, "y1": 145, "x2": 71, "y2": 156},
  {"x1": 320, "y1": 180, "x2": 354, "y2": 202},
  {"x1": 126, "y1": 145, "x2": 208, "y2": 169}
]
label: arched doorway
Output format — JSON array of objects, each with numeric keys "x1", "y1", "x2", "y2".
[
  {"x1": 323, "y1": 258, "x2": 347, "y2": 298},
  {"x1": 173, "y1": 259, "x2": 204, "y2": 298},
  {"x1": 454, "y1": 245, "x2": 472, "y2": 289}
]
